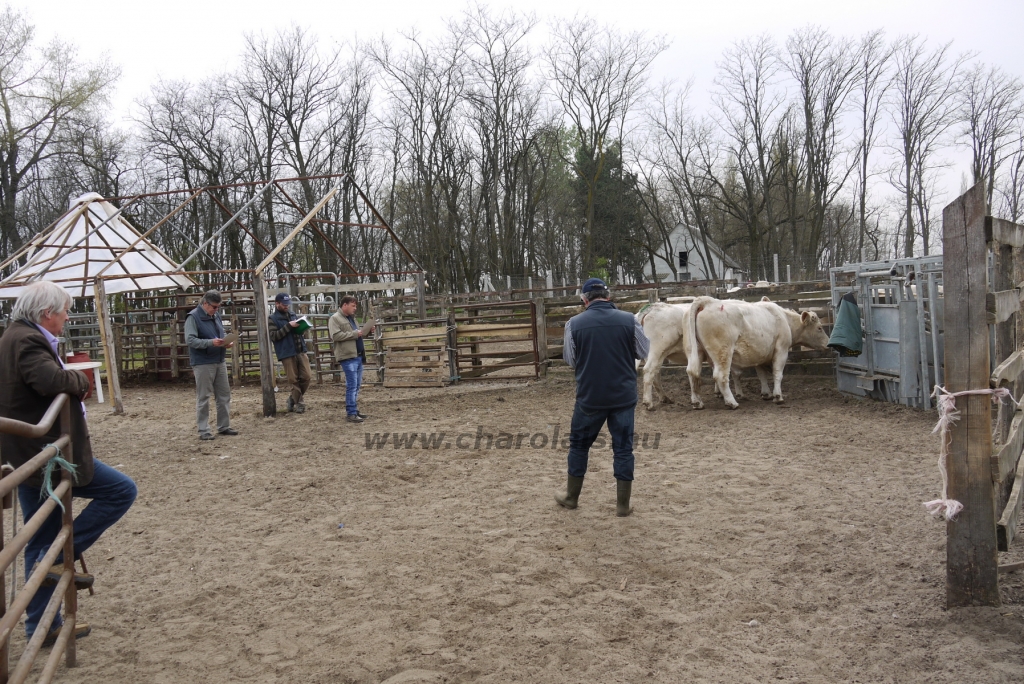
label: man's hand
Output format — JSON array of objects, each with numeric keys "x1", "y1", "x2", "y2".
[
  {"x1": 74, "y1": 371, "x2": 90, "y2": 397},
  {"x1": 289, "y1": 320, "x2": 300, "y2": 328},
  {"x1": 212, "y1": 338, "x2": 226, "y2": 347}
]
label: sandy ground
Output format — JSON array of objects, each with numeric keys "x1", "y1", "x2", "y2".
[{"x1": 9, "y1": 369, "x2": 1024, "y2": 683}]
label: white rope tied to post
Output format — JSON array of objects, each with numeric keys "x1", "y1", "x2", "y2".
[{"x1": 924, "y1": 386, "x2": 1014, "y2": 520}]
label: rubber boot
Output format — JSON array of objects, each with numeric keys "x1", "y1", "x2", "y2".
[
  {"x1": 616, "y1": 480, "x2": 633, "y2": 517},
  {"x1": 555, "y1": 475, "x2": 584, "y2": 509}
]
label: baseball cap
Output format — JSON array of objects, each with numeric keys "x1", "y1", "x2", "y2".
[
  {"x1": 581, "y1": 278, "x2": 607, "y2": 294},
  {"x1": 274, "y1": 293, "x2": 291, "y2": 304}
]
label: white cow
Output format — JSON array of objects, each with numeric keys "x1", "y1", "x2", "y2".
[
  {"x1": 637, "y1": 303, "x2": 695, "y2": 410},
  {"x1": 638, "y1": 302, "x2": 752, "y2": 411},
  {"x1": 685, "y1": 296, "x2": 830, "y2": 409}
]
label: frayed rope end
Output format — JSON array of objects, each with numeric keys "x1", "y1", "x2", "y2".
[{"x1": 923, "y1": 498, "x2": 963, "y2": 521}]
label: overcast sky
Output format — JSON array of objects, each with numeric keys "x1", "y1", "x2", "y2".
[
  {"x1": 18, "y1": 0, "x2": 1024, "y2": 207},
  {"x1": 24, "y1": 0, "x2": 1023, "y2": 110}
]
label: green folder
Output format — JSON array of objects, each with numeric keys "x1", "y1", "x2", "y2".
[{"x1": 293, "y1": 316, "x2": 312, "y2": 334}]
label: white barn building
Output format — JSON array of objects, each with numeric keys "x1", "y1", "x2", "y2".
[{"x1": 642, "y1": 223, "x2": 746, "y2": 283}]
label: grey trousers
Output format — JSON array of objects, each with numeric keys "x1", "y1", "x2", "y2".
[{"x1": 194, "y1": 362, "x2": 231, "y2": 435}]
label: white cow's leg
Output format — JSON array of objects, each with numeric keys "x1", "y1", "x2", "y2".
[
  {"x1": 686, "y1": 353, "x2": 704, "y2": 410},
  {"x1": 712, "y1": 349, "x2": 740, "y2": 409},
  {"x1": 731, "y1": 366, "x2": 744, "y2": 399},
  {"x1": 642, "y1": 348, "x2": 665, "y2": 411},
  {"x1": 771, "y1": 352, "x2": 787, "y2": 403},
  {"x1": 755, "y1": 366, "x2": 772, "y2": 400}
]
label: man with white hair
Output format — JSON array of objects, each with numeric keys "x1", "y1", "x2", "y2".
[{"x1": 0, "y1": 281, "x2": 137, "y2": 646}]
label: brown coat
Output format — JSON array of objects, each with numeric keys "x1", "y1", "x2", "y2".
[{"x1": 0, "y1": 320, "x2": 94, "y2": 488}]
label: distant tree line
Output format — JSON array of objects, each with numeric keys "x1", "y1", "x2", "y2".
[{"x1": 2, "y1": 5, "x2": 1023, "y2": 289}]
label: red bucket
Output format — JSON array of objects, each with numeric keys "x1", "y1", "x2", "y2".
[{"x1": 66, "y1": 352, "x2": 94, "y2": 400}]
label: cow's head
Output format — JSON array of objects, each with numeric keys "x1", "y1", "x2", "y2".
[{"x1": 796, "y1": 310, "x2": 830, "y2": 350}]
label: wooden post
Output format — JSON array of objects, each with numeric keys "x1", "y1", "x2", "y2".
[
  {"x1": 170, "y1": 319, "x2": 180, "y2": 379},
  {"x1": 252, "y1": 272, "x2": 277, "y2": 417},
  {"x1": 93, "y1": 279, "x2": 124, "y2": 414},
  {"x1": 994, "y1": 240, "x2": 1015, "y2": 444},
  {"x1": 535, "y1": 298, "x2": 548, "y2": 377},
  {"x1": 230, "y1": 313, "x2": 241, "y2": 387},
  {"x1": 943, "y1": 181, "x2": 999, "y2": 607},
  {"x1": 446, "y1": 309, "x2": 458, "y2": 384},
  {"x1": 416, "y1": 272, "x2": 427, "y2": 320}
]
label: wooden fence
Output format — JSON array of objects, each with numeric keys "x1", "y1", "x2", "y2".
[
  {"x1": 18, "y1": 278, "x2": 835, "y2": 392},
  {"x1": 941, "y1": 181, "x2": 1024, "y2": 607}
]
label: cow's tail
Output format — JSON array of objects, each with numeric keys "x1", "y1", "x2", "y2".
[{"x1": 687, "y1": 296, "x2": 717, "y2": 377}]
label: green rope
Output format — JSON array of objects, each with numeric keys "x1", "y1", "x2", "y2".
[{"x1": 38, "y1": 444, "x2": 78, "y2": 512}]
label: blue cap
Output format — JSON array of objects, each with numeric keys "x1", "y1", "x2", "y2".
[
  {"x1": 274, "y1": 293, "x2": 291, "y2": 304},
  {"x1": 582, "y1": 277, "x2": 607, "y2": 294}
]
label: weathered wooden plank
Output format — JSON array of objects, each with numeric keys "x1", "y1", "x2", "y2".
[
  {"x1": 943, "y1": 181, "x2": 999, "y2": 607},
  {"x1": 456, "y1": 333, "x2": 534, "y2": 343},
  {"x1": 992, "y1": 411, "x2": 1024, "y2": 484},
  {"x1": 997, "y1": 450, "x2": 1024, "y2": 551},
  {"x1": 383, "y1": 376, "x2": 445, "y2": 388},
  {"x1": 990, "y1": 350, "x2": 1024, "y2": 388},
  {"x1": 385, "y1": 360, "x2": 444, "y2": 369},
  {"x1": 984, "y1": 216, "x2": 1024, "y2": 247},
  {"x1": 458, "y1": 352, "x2": 537, "y2": 379},
  {"x1": 986, "y1": 289, "x2": 1020, "y2": 324},
  {"x1": 999, "y1": 560, "x2": 1024, "y2": 573},
  {"x1": 381, "y1": 326, "x2": 449, "y2": 342},
  {"x1": 455, "y1": 323, "x2": 533, "y2": 333},
  {"x1": 386, "y1": 368, "x2": 444, "y2": 377},
  {"x1": 386, "y1": 349, "x2": 444, "y2": 359},
  {"x1": 268, "y1": 280, "x2": 416, "y2": 297}
]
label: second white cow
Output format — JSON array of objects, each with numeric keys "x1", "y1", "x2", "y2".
[{"x1": 686, "y1": 296, "x2": 830, "y2": 409}]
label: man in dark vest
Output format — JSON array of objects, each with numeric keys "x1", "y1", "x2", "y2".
[
  {"x1": 269, "y1": 293, "x2": 311, "y2": 413},
  {"x1": 185, "y1": 290, "x2": 237, "y2": 440},
  {"x1": 556, "y1": 278, "x2": 649, "y2": 516}
]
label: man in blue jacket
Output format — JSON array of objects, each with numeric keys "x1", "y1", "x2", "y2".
[
  {"x1": 269, "y1": 293, "x2": 311, "y2": 413},
  {"x1": 556, "y1": 278, "x2": 649, "y2": 516},
  {"x1": 185, "y1": 290, "x2": 237, "y2": 440}
]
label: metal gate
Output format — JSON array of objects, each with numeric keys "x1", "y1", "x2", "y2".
[{"x1": 830, "y1": 256, "x2": 944, "y2": 409}]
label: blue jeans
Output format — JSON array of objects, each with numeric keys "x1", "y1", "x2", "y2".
[
  {"x1": 19, "y1": 459, "x2": 137, "y2": 637},
  {"x1": 567, "y1": 402, "x2": 636, "y2": 481},
  {"x1": 341, "y1": 357, "x2": 364, "y2": 416}
]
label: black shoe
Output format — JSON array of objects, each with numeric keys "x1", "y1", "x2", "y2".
[
  {"x1": 42, "y1": 564, "x2": 94, "y2": 591},
  {"x1": 40, "y1": 621, "x2": 91, "y2": 648},
  {"x1": 294, "y1": 403, "x2": 306, "y2": 414},
  {"x1": 219, "y1": 428, "x2": 239, "y2": 436},
  {"x1": 200, "y1": 433, "x2": 215, "y2": 441},
  {"x1": 346, "y1": 414, "x2": 364, "y2": 423},
  {"x1": 356, "y1": 411, "x2": 367, "y2": 419},
  {"x1": 286, "y1": 397, "x2": 295, "y2": 412}
]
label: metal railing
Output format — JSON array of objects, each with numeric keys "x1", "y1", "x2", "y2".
[{"x1": 0, "y1": 394, "x2": 79, "y2": 682}]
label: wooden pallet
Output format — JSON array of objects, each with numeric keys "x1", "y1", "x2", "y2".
[{"x1": 383, "y1": 347, "x2": 447, "y2": 388}]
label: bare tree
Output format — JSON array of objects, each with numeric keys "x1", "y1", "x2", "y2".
[
  {"x1": 851, "y1": 30, "x2": 893, "y2": 260},
  {"x1": 712, "y1": 34, "x2": 787, "y2": 279},
  {"x1": 783, "y1": 26, "x2": 858, "y2": 269},
  {"x1": 889, "y1": 36, "x2": 969, "y2": 256},
  {"x1": 0, "y1": 7, "x2": 117, "y2": 258},
  {"x1": 462, "y1": 5, "x2": 543, "y2": 280},
  {"x1": 956, "y1": 62, "x2": 1023, "y2": 212},
  {"x1": 546, "y1": 16, "x2": 666, "y2": 276},
  {"x1": 640, "y1": 83, "x2": 722, "y2": 280}
]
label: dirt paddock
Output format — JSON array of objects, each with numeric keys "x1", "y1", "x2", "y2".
[{"x1": 16, "y1": 370, "x2": 1024, "y2": 682}]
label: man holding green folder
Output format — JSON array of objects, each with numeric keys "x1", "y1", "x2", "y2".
[{"x1": 269, "y1": 293, "x2": 311, "y2": 413}]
